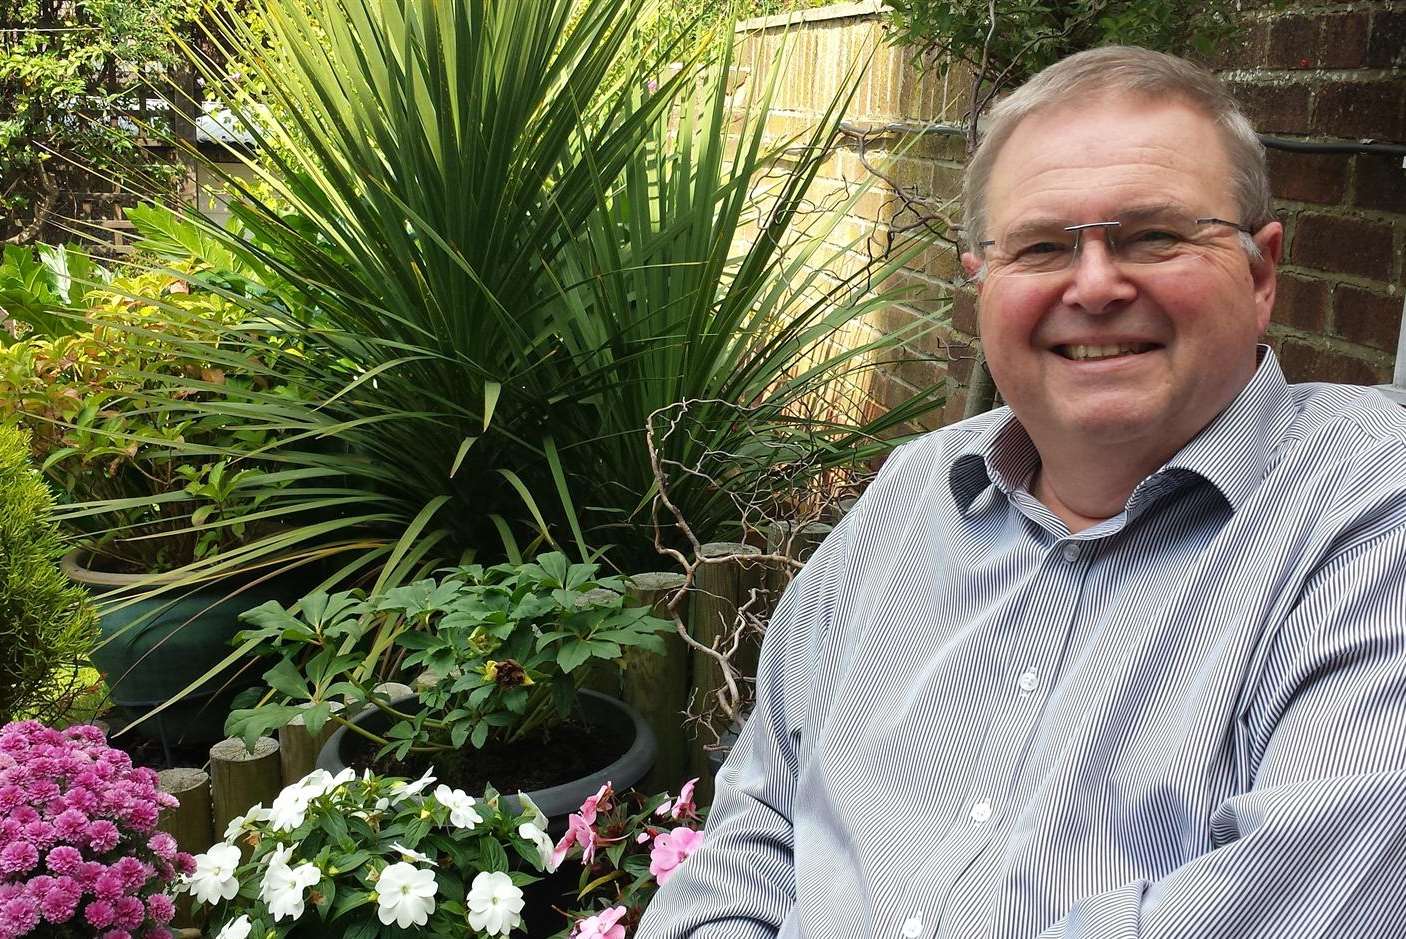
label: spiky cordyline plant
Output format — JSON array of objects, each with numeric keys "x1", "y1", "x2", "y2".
[{"x1": 86, "y1": 0, "x2": 945, "y2": 609}]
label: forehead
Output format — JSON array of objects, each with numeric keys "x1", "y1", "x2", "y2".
[{"x1": 984, "y1": 93, "x2": 1234, "y2": 232}]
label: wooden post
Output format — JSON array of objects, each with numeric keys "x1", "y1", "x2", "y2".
[
  {"x1": 158, "y1": 768, "x2": 212, "y2": 929},
  {"x1": 279, "y1": 701, "x2": 344, "y2": 787},
  {"x1": 622, "y1": 572, "x2": 689, "y2": 793},
  {"x1": 763, "y1": 521, "x2": 833, "y2": 614},
  {"x1": 687, "y1": 542, "x2": 762, "y2": 802},
  {"x1": 209, "y1": 737, "x2": 282, "y2": 838}
]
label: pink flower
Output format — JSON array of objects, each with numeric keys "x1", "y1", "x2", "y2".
[
  {"x1": 670, "y1": 778, "x2": 700, "y2": 820},
  {"x1": 101, "y1": 930, "x2": 132, "y2": 939},
  {"x1": 87, "y1": 820, "x2": 120, "y2": 853},
  {"x1": 0, "y1": 894, "x2": 39, "y2": 936},
  {"x1": 93, "y1": 870, "x2": 125, "y2": 901},
  {"x1": 551, "y1": 812, "x2": 598, "y2": 869},
  {"x1": 579, "y1": 782, "x2": 612, "y2": 825},
  {"x1": 46, "y1": 846, "x2": 83, "y2": 875},
  {"x1": 0, "y1": 841, "x2": 38, "y2": 875},
  {"x1": 85, "y1": 899, "x2": 116, "y2": 928},
  {"x1": 649, "y1": 827, "x2": 704, "y2": 886},
  {"x1": 145, "y1": 833, "x2": 176, "y2": 861},
  {"x1": 571, "y1": 904, "x2": 629, "y2": 939},
  {"x1": 112, "y1": 856, "x2": 148, "y2": 890},
  {"x1": 143, "y1": 928, "x2": 172, "y2": 939},
  {"x1": 146, "y1": 893, "x2": 175, "y2": 925},
  {"x1": 54, "y1": 808, "x2": 89, "y2": 841},
  {"x1": 39, "y1": 877, "x2": 80, "y2": 923},
  {"x1": 113, "y1": 895, "x2": 145, "y2": 929}
]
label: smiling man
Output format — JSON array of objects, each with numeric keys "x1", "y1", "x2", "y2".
[{"x1": 639, "y1": 47, "x2": 1406, "y2": 938}]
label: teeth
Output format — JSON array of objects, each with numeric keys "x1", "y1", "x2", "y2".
[{"x1": 1062, "y1": 343, "x2": 1151, "y2": 361}]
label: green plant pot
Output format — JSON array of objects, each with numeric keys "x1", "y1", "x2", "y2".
[{"x1": 63, "y1": 550, "x2": 313, "y2": 746}]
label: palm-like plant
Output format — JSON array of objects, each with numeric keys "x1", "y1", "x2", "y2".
[{"x1": 108, "y1": 0, "x2": 944, "y2": 588}]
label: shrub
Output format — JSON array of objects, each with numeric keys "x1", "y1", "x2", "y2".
[{"x1": 0, "y1": 425, "x2": 97, "y2": 723}]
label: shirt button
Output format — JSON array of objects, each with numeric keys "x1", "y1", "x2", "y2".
[
  {"x1": 901, "y1": 914, "x2": 923, "y2": 938},
  {"x1": 970, "y1": 799, "x2": 993, "y2": 823},
  {"x1": 1017, "y1": 670, "x2": 1039, "y2": 693},
  {"x1": 1061, "y1": 542, "x2": 1081, "y2": 562}
]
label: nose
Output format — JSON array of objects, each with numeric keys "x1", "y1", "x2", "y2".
[{"x1": 1059, "y1": 234, "x2": 1137, "y2": 314}]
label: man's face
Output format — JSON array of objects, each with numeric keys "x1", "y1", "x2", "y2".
[{"x1": 962, "y1": 94, "x2": 1282, "y2": 464}]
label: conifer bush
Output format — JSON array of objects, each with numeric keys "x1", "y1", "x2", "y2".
[{"x1": 0, "y1": 424, "x2": 98, "y2": 722}]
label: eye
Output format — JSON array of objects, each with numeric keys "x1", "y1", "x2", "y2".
[
  {"x1": 1126, "y1": 228, "x2": 1183, "y2": 244},
  {"x1": 1014, "y1": 241, "x2": 1068, "y2": 258}
]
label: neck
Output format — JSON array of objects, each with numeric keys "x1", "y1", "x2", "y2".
[{"x1": 1031, "y1": 447, "x2": 1162, "y2": 534}]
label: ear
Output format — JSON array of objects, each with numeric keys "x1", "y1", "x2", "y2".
[
  {"x1": 1250, "y1": 221, "x2": 1283, "y2": 336},
  {"x1": 961, "y1": 252, "x2": 984, "y2": 294}
]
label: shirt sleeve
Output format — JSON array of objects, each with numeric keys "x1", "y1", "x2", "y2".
[
  {"x1": 1039, "y1": 522, "x2": 1406, "y2": 939},
  {"x1": 636, "y1": 513, "x2": 854, "y2": 939}
]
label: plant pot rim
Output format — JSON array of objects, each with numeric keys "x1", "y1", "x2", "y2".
[
  {"x1": 61, "y1": 548, "x2": 184, "y2": 588},
  {"x1": 316, "y1": 688, "x2": 657, "y2": 819}
]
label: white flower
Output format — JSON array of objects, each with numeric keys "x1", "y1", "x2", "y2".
[
  {"x1": 375, "y1": 862, "x2": 438, "y2": 929},
  {"x1": 299, "y1": 766, "x2": 356, "y2": 799},
  {"x1": 259, "y1": 846, "x2": 321, "y2": 922},
  {"x1": 388, "y1": 842, "x2": 436, "y2": 865},
  {"x1": 268, "y1": 785, "x2": 312, "y2": 832},
  {"x1": 391, "y1": 767, "x2": 437, "y2": 804},
  {"x1": 517, "y1": 792, "x2": 547, "y2": 831},
  {"x1": 466, "y1": 870, "x2": 524, "y2": 937},
  {"x1": 434, "y1": 784, "x2": 482, "y2": 830},
  {"x1": 519, "y1": 822, "x2": 557, "y2": 873},
  {"x1": 186, "y1": 842, "x2": 242, "y2": 905},
  {"x1": 223, "y1": 803, "x2": 270, "y2": 842},
  {"x1": 214, "y1": 914, "x2": 253, "y2": 939}
]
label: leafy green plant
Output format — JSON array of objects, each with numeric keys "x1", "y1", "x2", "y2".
[
  {"x1": 0, "y1": 243, "x2": 300, "y2": 572},
  {"x1": 0, "y1": 0, "x2": 195, "y2": 242},
  {"x1": 0, "y1": 423, "x2": 98, "y2": 722},
  {"x1": 226, "y1": 552, "x2": 673, "y2": 758},
  {"x1": 79, "y1": 0, "x2": 941, "y2": 600}
]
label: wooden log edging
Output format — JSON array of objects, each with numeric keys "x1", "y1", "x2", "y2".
[
  {"x1": 209, "y1": 736, "x2": 281, "y2": 838},
  {"x1": 687, "y1": 542, "x2": 762, "y2": 803},
  {"x1": 279, "y1": 701, "x2": 344, "y2": 787},
  {"x1": 623, "y1": 572, "x2": 690, "y2": 793}
]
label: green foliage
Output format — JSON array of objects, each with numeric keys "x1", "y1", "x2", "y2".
[
  {"x1": 226, "y1": 552, "x2": 673, "y2": 755},
  {"x1": 0, "y1": 0, "x2": 195, "y2": 241},
  {"x1": 101, "y1": 0, "x2": 941, "y2": 590},
  {"x1": 206, "y1": 770, "x2": 554, "y2": 939},
  {"x1": 886, "y1": 0, "x2": 1240, "y2": 93},
  {"x1": 0, "y1": 237, "x2": 300, "y2": 572},
  {"x1": 0, "y1": 423, "x2": 98, "y2": 722}
]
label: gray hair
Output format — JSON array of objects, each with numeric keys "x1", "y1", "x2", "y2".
[{"x1": 963, "y1": 46, "x2": 1271, "y2": 259}]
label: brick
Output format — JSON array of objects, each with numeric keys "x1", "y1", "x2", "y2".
[
  {"x1": 1312, "y1": 80, "x2": 1405, "y2": 142},
  {"x1": 1265, "y1": 14, "x2": 1320, "y2": 69},
  {"x1": 1351, "y1": 155, "x2": 1406, "y2": 215},
  {"x1": 1266, "y1": 149, "x2": 1347, "y2": 204},
  {"x1": 1317, "y1": 11, "x2": 1370, "y2": 69},
  {"x1": 1206, "y1": 21, "x2": 1268, "y2": 70},
  {"x1": 1228, "y1": 81, "x2": 1312, "y2": 135},
  {"x1": 1290, "y1": 213, "x2": 1395, "y2": 281},
  {"x1": 1366, "y1": 10, "x2": 1406, "y2": 70},
  {"x1": 1277, "y1": 337, "x2": 1389, "y2": 385},
  {"x1": 1333, "y1": 285, "x2": 1403, "y2": 353},
  {"x1": 952, "y1": 287, "x2": 979, "y2": 336},
  {"x1": 1272, "y1": 272, "x2": 1330, "y2": 332}
]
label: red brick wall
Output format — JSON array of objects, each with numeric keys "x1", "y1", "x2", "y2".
[{"x1": 1219, "y1": 0, "x2": 1405, "y2": 386}]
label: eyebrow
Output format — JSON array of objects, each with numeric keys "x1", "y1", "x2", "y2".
[{"x1": 1000, "y1": 202, "x2": 1194, "y2": 240}]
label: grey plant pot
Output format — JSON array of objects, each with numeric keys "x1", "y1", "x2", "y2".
[{"x1": 315, "y1": 689, "x2": 656, "y2": 821}]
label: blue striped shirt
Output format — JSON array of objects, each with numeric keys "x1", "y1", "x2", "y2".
[{"x1": 638, "y1": 349, "x2": 1406, "y2": 939}]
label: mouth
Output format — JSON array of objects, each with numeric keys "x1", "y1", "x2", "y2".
[{"x1": 1054, "y1": 342, "x2": 1159, "y2": 361}]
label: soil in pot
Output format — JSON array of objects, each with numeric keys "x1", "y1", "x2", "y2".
[{"x1": 345, "y1": 713, "x2": 634, "y2": 797}]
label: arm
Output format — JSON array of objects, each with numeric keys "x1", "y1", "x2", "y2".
[
  {"x1": 636, "y1": 516, "x2": 853, "y2": 938},
  {"x1": 1041, "y1": 524, "x2": 1406, "y2": 938}
]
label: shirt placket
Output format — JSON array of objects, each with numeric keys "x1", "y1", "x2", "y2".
[{"x1": 889, "y1": 533, "x2": 1098, "y2": 939}]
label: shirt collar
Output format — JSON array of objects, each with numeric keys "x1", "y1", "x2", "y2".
[{"x1": 949, "y1": 346, "x2": 1295, "y2": 514}]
